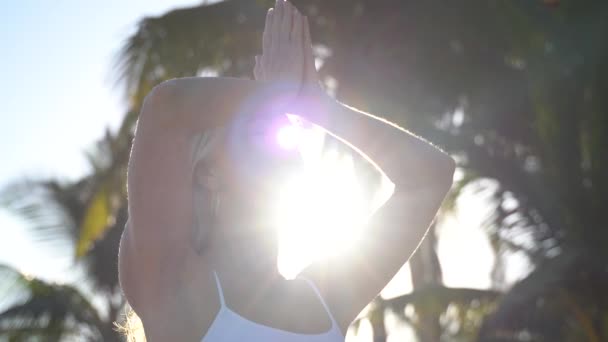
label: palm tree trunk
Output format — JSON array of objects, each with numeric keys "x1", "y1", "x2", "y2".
[
  {"x1": 409, "y1": 222, "x2": 443, "y2": 342},
  {"x1": 370, "y1": 312, "x2": 388, "y2": 342}
]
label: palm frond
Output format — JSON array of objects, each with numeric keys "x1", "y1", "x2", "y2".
[
  {"x1": 351, "y1": 287, "x2": 500, "y2": 340},
  {"x1": 114, "y1": 0, "x2": 272, "y2": 107},
  {"x1": 0, "y1": 180, "x2": 78, "y2": 251},
  {"x1": 0, "y1": 265, "x2": 104, "y2": 341},
  {"x1": 76, "y1": 184, "x2": 111, "y2": 258},
  {"x1": 478, "y1": 251, "x2": 608, "y2": 341},
  {"x1": 76, "y1": 128, "x2": 129, "y2": 260}
]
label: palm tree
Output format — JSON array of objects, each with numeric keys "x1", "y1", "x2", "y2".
[
  {"x1": 2, "y1": 0, "x2": 607, "y2": 340},
  {"x1": 0, "y1": 126, "x2": 132, "y2": 341},
  {"x1": 113, "y1": 0, "x2": 608, "y2": 340},
  {"x1": 0, "y1": 264, "x2": 106, "y2": 341},
  {"x1": 119, "y1": 0, "x2": 498, "y2": 338}
]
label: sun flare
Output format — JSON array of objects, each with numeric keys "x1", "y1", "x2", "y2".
[{"x1": 274, "y1": 122, "x2": 370, "y2": 279}]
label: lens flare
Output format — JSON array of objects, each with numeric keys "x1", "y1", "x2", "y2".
[
  {"x1": 276, "y1": 124, "x2": 302, "y2": 150},
  {"x1": 276, "y1": 150, "x2": 369, "y2": 279}
]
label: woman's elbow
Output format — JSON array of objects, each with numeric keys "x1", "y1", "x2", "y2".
[
  {"x1": 137, "y1": 80, "x2": 183, "y2": 129},
  {"x1": 140, "y1": 77, "x2": 225, "y2": 134},
  {"x1": 436, "y1": 154, "x2": 456, "y2": 193},
  {"x1": 146, "y1": 79, "x2": 182, "y2": 107},
  {"x1": 413, "y1": 152, "x2": 455, "y2": 193}
]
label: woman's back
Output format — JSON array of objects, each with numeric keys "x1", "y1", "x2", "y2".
[
  {"x1": 118, "y1": 73, "x2": 349, "y2": 341},
  {"x1": 135, "y1": 264, "x2": 344, "y2": 341},
  {"x1": 201, "y1": 271, "x2": 343, "y2": 341},
  {"x1": 119, "y1": 1, "x2": 455, "y2": 340}
]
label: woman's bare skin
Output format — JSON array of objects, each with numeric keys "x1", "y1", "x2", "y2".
[{"x1": 119, "y1": 1, "x2": 455, "y2": 341}]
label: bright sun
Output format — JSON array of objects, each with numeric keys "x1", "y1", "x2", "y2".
[{"x1": 273, "y1": 120, "x2": 370, "y2": 279}]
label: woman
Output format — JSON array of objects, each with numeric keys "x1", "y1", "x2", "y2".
[{"x1": 118, "y1": 0, "x2": 455, "y2": 341}]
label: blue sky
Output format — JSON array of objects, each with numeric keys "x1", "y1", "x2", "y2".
[
  {"x1": 1, "y1": 1, "x2": 206, "y2": 185},
  {"x1": 0, "y1": 0, "x2": 202, "y2": 279},
  {"x1": 0, "y1": 1, "x2": 521, "y2": 293}
]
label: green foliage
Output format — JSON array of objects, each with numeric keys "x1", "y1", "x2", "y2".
[
  {"x1": 353, "y1": 287, "x2": 500, "y2": 341},
  {"x1": 479, "y1": 251, "x2": 608, "y2": 341},
  {"x1": 0, "y1": 125, "x2": 130, "y2": 340},
  {"x1": 77, "y1": 184, "x2": 111, "y2": 258},
  {"x1": 1, "y1": 0, "x2": 607, "y2": 340},
  {"x1": 0, "y1": 265, "x2": 103, "y2": 341}
]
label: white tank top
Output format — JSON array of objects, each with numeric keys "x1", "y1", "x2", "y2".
[{"x1": 201, "y1": 271, "x2": 344, "y2": 342}]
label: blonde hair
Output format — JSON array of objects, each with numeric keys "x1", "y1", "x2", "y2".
[
  {"x1": 115, "y1": 307, "x2": 145, "y2": 342},
  {"x1": 192, "y1": 127, "x2": 227, "y2": 253},
  {"x1": 119, "y1": 127, "x2": 226, "y2": 342}
]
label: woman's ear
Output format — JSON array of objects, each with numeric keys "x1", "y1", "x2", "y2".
[{"x1": 193, "y1": 160, "x2": 221, "y2": 191}]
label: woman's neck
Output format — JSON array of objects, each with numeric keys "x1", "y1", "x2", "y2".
[{"x1": 208, "y1": 230, "x2": 282, "y2": 283}]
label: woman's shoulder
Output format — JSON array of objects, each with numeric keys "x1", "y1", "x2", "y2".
[
  {"x1": 162, "y1": 76, "x2": 262, "y2": 95},
  {"x1": 145, "y1": 77, "x2": 262, "y2": 106},
  {"x1": 161, "y1": 76, "x2": 297, "y2": 104},
  {"x1": 159, "y1": 76, "x2": 272, "y2": 109},
  {"x1": 149, "y1": 76, "x2": 288, "y2": 130}
]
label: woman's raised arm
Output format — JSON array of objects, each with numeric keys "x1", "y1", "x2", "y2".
[
  {"x1": 254, "y1": 0, "x2": 455, "y2": 333},
  {"x1": 119, "y1": 77, "x2": 280, "y2": 309},
  {"x1": 296, "y1": 92, "x2": 455, "y2": 333}
]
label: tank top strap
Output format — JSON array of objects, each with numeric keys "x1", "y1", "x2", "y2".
[
  {"x1": 212, "y1": 270, "x2": 226, "y2": 307},
  {"x1": 297, "y1": 275, "x2": 338, "y2": 326}
]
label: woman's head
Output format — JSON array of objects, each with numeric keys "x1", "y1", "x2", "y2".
[
  {"x1": 190, "y1": 112, "x2": 306, "y2": 253},
  {"x1": 120, "y1": 115, "x2": 306, "y2": 341}
]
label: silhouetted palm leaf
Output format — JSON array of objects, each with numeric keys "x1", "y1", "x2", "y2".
[
  {"x1": 0, "y1": 265, "x2": 104, "y2": 341},
  {"x1": 114, "y1": 0, "x2": 274, "y2": 107},
  {"x1": 1, "y1": 179, "x2": 81, "y2": 251},
  {"x1": 351, "y1": 287, "x2": 499, "y2": 341},
  {"x1": 1, "y1": 0, "x2": 605, "y2": 340},
  {"x1": 0, "y1": 121, "x2": 132, "y2": 342},
  {"x1": 478, "y1": 252, "x2": 608, "y2": 341}
]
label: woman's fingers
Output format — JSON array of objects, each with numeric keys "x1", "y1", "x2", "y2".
[
  {"x1": 254, "y1": 55, "x2": 262, "y2": 80},
  {"x1": 290, "y1": 4, "x2": 303, "y2": 43},
  {"x1": 303, "y1": 16, "x2": 318, "y2": 84},
  {"x1": 287, "y1": 1, "x2": 299, "y2": 41},
  {"x1": 271, "y1": 0, "x2": 282, "y2": 41},
  {"x1": 270, "y1": 2, "x2": 282, "y2": 66},
  {"x1": 258, "y1": 0, "x2": 309, "y2": 86},
  {"x1": 263, "y1": 9, "x2": 272, "y2": 56},
  {"x1": 264, "y1": 9, "x2": 274, "y2": 67},
  {"x1": 254, "y1": 57, "x2": 259, "y2": 80},
  {"x1": 280, "y1": 1, "x2": 293, "y2": 42}
]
